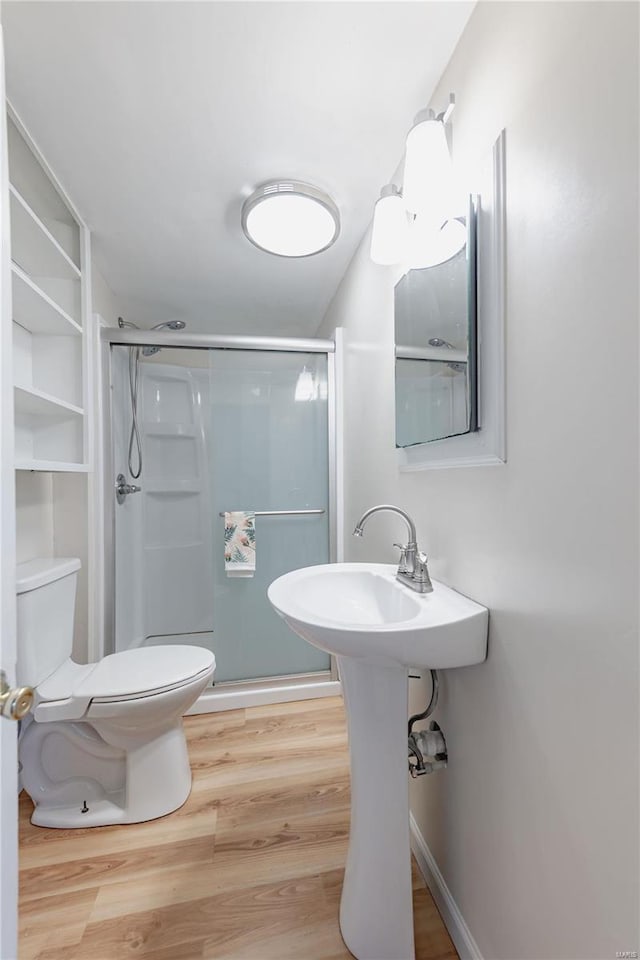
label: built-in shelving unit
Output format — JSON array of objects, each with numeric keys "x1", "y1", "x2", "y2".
[
  {"x1": 9, "y1": 102, "x2": 95, "y2": 662},
  {"x1": 8, "y1": 109, "x2": 89, "y2": 472},
  {"x1": 14, "y1": 383, "x2": 84, "y2": 418},
  {"x1": 14, "y1": 458, "x2": 89, "y2": 474},
  {"x1": 12, "y1": 264, "x2": 82, "y2": 336},
  {"x1": 10, "y1": 186, "x2": 81, "y2": 282}
]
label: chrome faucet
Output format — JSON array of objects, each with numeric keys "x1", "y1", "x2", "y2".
[{"x1": 352, "y1": 504, "x2": 433, "y2": 594}]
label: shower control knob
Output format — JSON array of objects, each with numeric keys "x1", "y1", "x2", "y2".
[{"x1": 115, "y1": 473, "x2": 142, "y2": 504}]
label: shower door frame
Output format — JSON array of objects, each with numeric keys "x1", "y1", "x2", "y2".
[{"x1": 100, "y1": 329, "x2": 342, "y2": 708}]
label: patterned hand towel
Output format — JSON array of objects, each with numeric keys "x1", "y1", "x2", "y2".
[{"x1": 224, "y1": 511, "x2": 256, "y2": 578}]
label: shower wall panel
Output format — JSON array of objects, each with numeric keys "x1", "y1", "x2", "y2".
[
  {"x1": 113, "y1": 353, "x2": 214, "y2": 654},
  {"x1": 141, "y1": 365, "x2": 214, "y2": 647}
]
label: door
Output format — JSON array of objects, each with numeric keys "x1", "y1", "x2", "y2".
[
  {"x1": 208, "y1": 348, "x2": 331, "y2": 682},
  {"x1": 111, "y1": 345, "x2": 332, "y2": 686},
  {"x1": 0, "y1": 25, "x2": 19, "y2": 960}
]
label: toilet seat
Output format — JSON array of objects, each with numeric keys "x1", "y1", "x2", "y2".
[{"x1": 35, "y1": 645, "x2": 215, "y2": 722}]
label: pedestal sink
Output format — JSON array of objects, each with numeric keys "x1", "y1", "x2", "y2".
[{"x1": 268, "y1": 562, "x2": 488, "y2": 960}]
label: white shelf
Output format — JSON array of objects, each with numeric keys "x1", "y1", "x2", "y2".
[
  {"x1": 10, "y1": 185, "x2": 81, "y2": 281},
  {"x1": 143, "y1": 423, "x2": 198, "y2": 438},
  {"x1": 7, "y1": 115, "x2": 81, "y2": 267},
  {"x1": 12, "y1": 264, "x2": 81, "y2": 336},
  {"x1": 144, "y1": 482, "x2": 200, "y2": 495},
  {"x1": 14, "y1": 384, "x2": 84, "y2": 419},
  {"x1": 15, "y1": 459, "x2": 88, "y2": 473}
]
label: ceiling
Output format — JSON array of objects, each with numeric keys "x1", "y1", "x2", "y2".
[{"x1": 3, "y1": 1, "x2": 474, "y2": 336}]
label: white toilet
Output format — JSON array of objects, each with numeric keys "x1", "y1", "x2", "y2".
[{"x1": 17, "y1": 557, "x2": 215, "y2": 828}]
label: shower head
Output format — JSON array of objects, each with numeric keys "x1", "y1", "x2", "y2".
[
  {"x1": 118, "y1": 317, "x2": 186, "y2": 333},
  {"x1": 118, "y1": 317, "x2": 186, "y2": 355},
  {"x1": 141, "y1": 320, "x2": 187, "y2": 356},
  {"x1": 151, "y1": 320, "x2": 186, "y2": 331},
  {"x1": 428, "y1": 337, "x2": 454, "y2": 349}
]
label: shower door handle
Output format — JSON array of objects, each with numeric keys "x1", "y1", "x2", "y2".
[{"x1": 115, "y1": 473, "x2": 142, "y2": 504}]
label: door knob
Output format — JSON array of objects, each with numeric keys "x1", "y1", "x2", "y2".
[{"x1": 0, "y1": 670, "x2": 34, "y2": 721}]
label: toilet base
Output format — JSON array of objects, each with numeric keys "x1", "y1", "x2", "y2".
[
  {"x1": 22, "y1": 718, "x2": 194, "y2": 828},
  {"x1": 32, "y1": 795, "x2": 128, "y2": 828}
]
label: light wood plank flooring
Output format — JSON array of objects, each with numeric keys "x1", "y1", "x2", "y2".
[{"x1": 18, "y1": 696, "x2": 457, "y2": 960}]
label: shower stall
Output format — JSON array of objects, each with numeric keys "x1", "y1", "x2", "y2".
[{"x1": 102, "y1": 328, "x2": 340, "y2": 711}]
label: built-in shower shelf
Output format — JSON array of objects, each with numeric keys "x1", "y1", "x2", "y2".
[
  {"x1": 143, "y1": 481, "x2": 200, "y2": 495},
  {"x1": 142, "y1": 423, "x2": 198, "y2": 438}
]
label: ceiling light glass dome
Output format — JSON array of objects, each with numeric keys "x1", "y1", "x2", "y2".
[{"x1": 241, "y1": 181, "x2": 340, "y2": 258}]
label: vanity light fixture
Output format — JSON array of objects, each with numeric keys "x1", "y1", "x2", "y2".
[
  {"x1": 406, "y1": 217, "x2": 467, "y2": 270},
  {"x1": 369, "y1": 93, "x2": 464, "y2": 268},
  {"x1": 370, "y1": 185, "x2": 410, "y2": 266},
  {"x1": 241, "y1": 181, "x2": 340, "y2": 258},
  {"x1": 403, "y1": 95, "x2": 456, "y2": 226}
]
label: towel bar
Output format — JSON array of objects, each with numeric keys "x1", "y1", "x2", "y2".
[{"x1": 219, "y1": 509, "x2": 325, "y2": 517}]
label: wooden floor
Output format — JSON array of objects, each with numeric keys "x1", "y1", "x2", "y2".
[{"x1": 18, "y1": 697, "x2": 457, "y2": 960}]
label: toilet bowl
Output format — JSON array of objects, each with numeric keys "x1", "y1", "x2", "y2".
[{"x1": 17, "y1": 558, "x2": 215, "y2": 828}]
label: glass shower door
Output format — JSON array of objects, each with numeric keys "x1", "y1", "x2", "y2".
[{"x1": 208, "y1": 349, "x2": 331, "y2": 682}]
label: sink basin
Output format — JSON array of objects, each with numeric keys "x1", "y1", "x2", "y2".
[
  {"x1": 267, "y1": 562, "x2": 488, "y2": 668},
  {"x1": 268, "y1": 562, "x2": 488, "y2": 960}
]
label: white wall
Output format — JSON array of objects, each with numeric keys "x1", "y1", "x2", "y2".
[
  {"x1": 15, "y1": 471, "x2": 52, "y2": 563},
  {"x1": 319, "y1": 3, "x2": 639, "y2": 958},
  {"x1": 92, "y1": 262, "x2": 121, "y2": 328}
]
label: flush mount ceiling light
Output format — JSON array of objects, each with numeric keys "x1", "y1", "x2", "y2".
[{"x1": 241, "y1": 181, "x2": 340, "y2": 258}]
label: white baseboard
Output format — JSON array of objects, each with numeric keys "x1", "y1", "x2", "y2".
[{"x1": 410, "y1": 812, "x2": 484, "y2": 960}]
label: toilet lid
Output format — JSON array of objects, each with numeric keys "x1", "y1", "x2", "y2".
[{"x1": 75, "y1": 646, "x2": 215, "y2": 700}]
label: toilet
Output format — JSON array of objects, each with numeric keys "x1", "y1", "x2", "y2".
[{"x1": 17, "y1": 557, "x2": 215, "y2": 828}]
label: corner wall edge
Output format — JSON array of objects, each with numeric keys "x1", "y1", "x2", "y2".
[{"x1": 409, "y1": 812, "x2": 484, "y2": 960}]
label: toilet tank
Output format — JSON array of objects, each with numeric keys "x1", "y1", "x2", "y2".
[{"x1": 16, "y1": 558, "x2": 81, "y2": 687}]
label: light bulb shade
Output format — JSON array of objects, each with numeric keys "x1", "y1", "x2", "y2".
[
  {"x1": 406, "y1": 217, "x2": 466, "y2": 270},
  {"x1": 370, "y1": 189, "x2": 409, "y2": 266},
  {"x1": 403, "y1": 118, "x2": 454, "y2": 225},
  {"x1": 242, "y1": 181, "x2": 340, "y2": 258}
]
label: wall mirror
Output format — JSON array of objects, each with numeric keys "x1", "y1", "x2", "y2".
[{"x1": 394, "y1": 198, "x2": 478, "y2": 448}]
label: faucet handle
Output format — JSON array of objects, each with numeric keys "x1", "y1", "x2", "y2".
[
  {"x1": 393, "y1": 543, "x2": 410, "y2": 574},
  {"x1": 414, "y1": 551, "x2": 434, "y2": 592}
]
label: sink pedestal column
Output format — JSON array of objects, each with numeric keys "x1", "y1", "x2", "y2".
[{"x1": 337, "y1": 656, "x2": 414, "y2": 960}]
